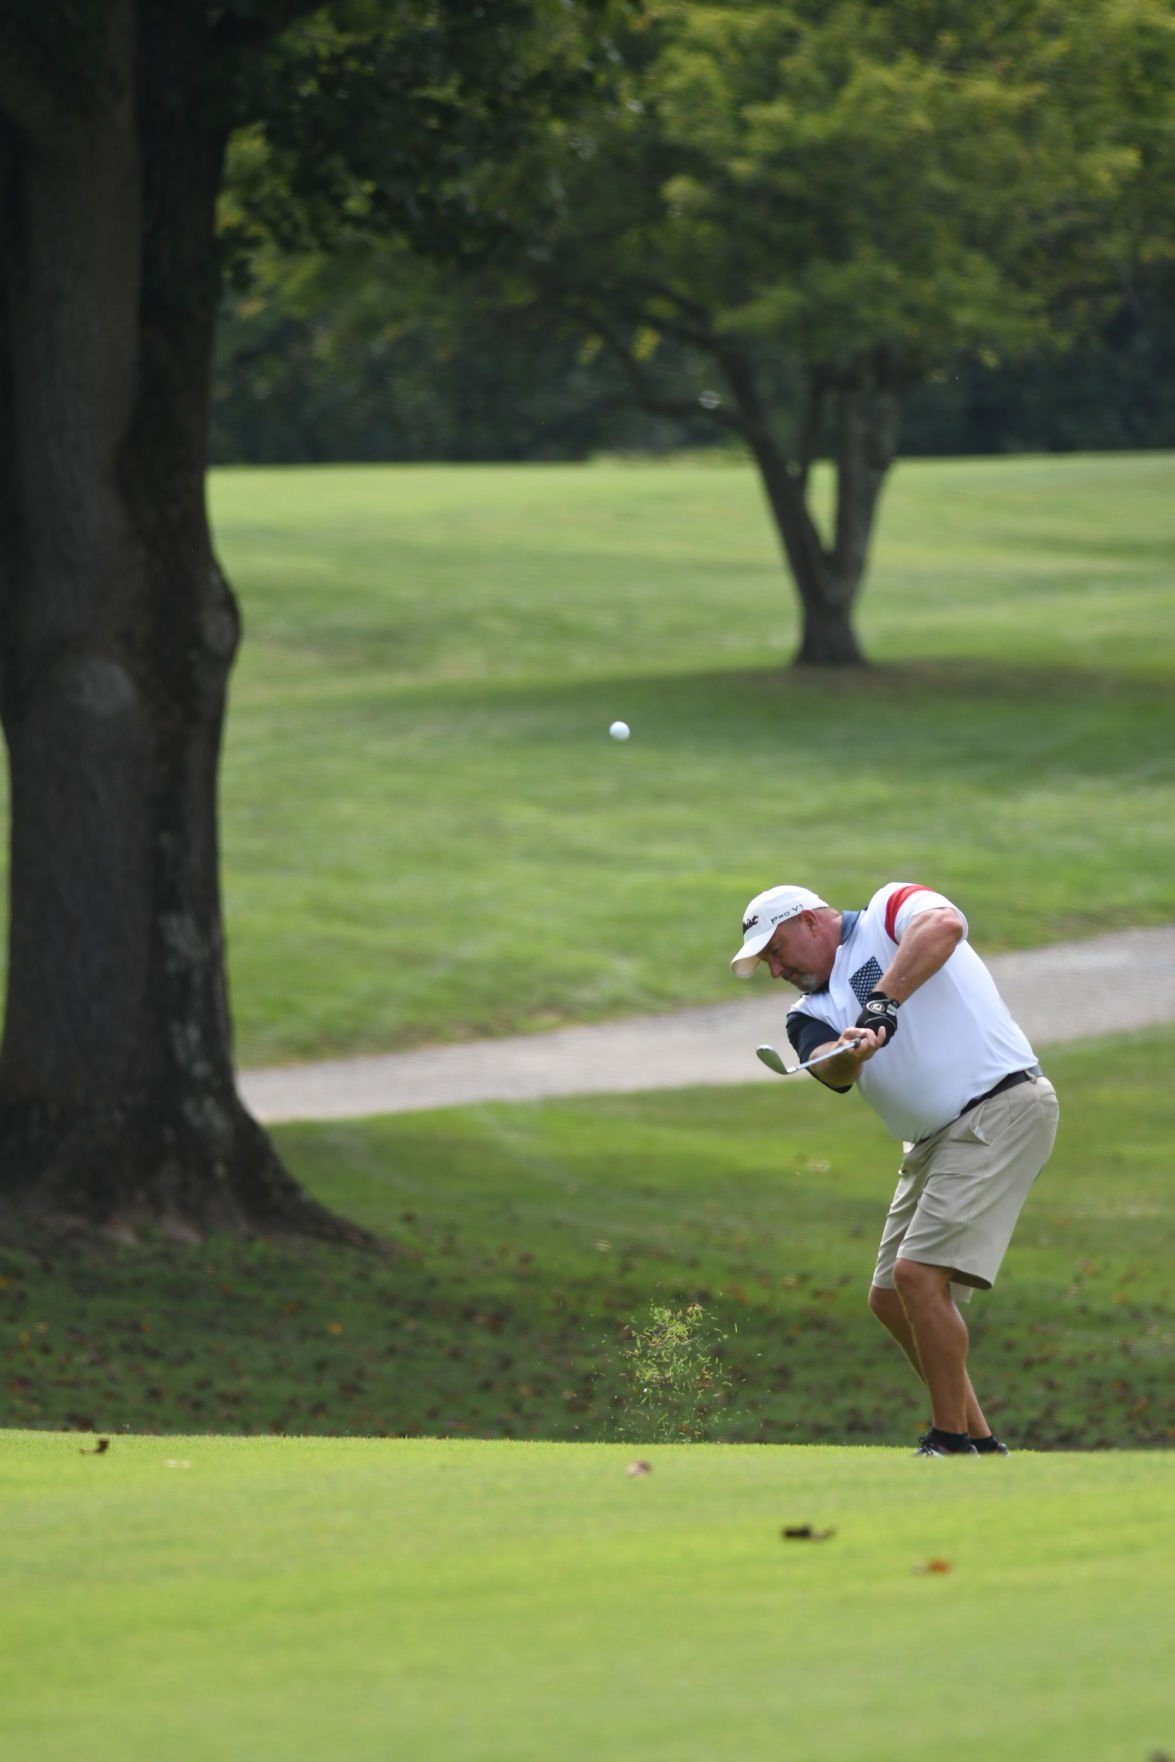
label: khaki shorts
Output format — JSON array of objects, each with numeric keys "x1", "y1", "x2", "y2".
[{"x1": 871, "y1": 1076, "x2": 1059, "y2": 1304}]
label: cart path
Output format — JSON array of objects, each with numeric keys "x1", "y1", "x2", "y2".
[{"x1": 238, "y1": 924, "x2": 1175, "y2": 1124}]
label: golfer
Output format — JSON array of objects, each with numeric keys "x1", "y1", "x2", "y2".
[{"x1": 731, "y1": 881, "x2": 1058, "y2": 1456}]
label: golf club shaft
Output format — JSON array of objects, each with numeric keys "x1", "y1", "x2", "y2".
[
  {"x1": 796, "y1": 1040, "x2": 863, "y2": 1073},
  {"x1": 757, "y1": 1038, "x2": 864, "y2": 1077}
]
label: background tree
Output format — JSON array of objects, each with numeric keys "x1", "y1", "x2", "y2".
[
  {"x1": 210, "y1": 237, "x2": 724, "y2": 463},
  {"x1": 208, "y1": 229, "x2": 1175, "y2": 465},
  {"x1": 0, "y1": 0, "x2": 606, "y2": 1239},
  {"x1": 474, "y1": 0, "x2": 1170, "y2": 665}
]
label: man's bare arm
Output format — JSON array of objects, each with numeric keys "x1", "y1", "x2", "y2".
[{"x1": 875, "y1": 907, "x2": 965, "y2": 1003}]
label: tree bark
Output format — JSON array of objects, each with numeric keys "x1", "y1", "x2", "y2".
[
  {"x1": 716, "y1": 347, "x2": 901, "y2": 667},
  {"x1": 0, "y1": 5, "x2": 363, "y2": 1242},
  {"x1": 830, "y1": 373, "x2": 900, "y2": 613}
]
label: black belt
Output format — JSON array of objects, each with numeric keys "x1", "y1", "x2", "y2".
[
  {"x1": 916, "y1": 1066, "x2": 1042, "y2": 1144},
  {"x1": 958, "y1": 1065, "x2": 1042, "y2": 1120}
]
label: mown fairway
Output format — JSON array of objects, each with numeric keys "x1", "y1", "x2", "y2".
[
  {"x1": 3, "y1": 1432, "x2": 1172, "y2": 1762},
  {"x1": 4, "y1": 454, "x2": 1169, "y2": 1063},
  {"x1": 3, "y1": 1028, "x2": 1171, "y2": 1447},
  {"x1": 208, "y1": 454, "x2": 1174, "y2": 1058}
]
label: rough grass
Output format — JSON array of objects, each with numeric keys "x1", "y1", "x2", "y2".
[
  {"x1": 3, "y1": 1030, "x2": 1170, "y2": 1450},
  {"x1": 2, "y1": 1431, "x2": 1172, "y2": 1762}
]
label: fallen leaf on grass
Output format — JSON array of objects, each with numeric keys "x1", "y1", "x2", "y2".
[
  {"x1": 781, "y1": 1525, "x2": 835, "y2": 1541},
  {"x1": 913, "y1": 1559, "x2": 953, "y2": 1575},
  {"x1": 626, "y1": 1460, "x2": 653, "y2": 1477},
  {"x1": 79, "y1": 1438, "x2": 110, "y2": 1456}
]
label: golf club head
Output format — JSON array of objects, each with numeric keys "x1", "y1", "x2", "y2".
[{"x1": 757, "y1": 1040, "x2": 860, "y2": 1077}]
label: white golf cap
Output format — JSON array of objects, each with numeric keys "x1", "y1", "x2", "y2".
[{"x1": 730, "y1": 885, "x2": 829, "y2": 978}]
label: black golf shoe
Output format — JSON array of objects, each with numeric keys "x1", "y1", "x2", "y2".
[
  {"x1": 913, "y1": 1430, "x2": 979, "y2": 1456},
  {"x1": 972, "y1": 1434, "x2": 1010, "y2": 1455}
]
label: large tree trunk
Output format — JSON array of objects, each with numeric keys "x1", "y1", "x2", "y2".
[
  {"x1": 0, "y1": 4, "x2": 362, "y2": 1242},
  {"x1": 721, "y1": 348, "x2": 899, "y2": 668}
]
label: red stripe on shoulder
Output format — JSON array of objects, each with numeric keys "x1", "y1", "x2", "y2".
[{"x1": 885, "y1": 884, "x2": 930, "y2": 940}]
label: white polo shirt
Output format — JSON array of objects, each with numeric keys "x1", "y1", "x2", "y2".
[{"x1": 785, "y1": 882, "x2": 1037, "y2": 1143}]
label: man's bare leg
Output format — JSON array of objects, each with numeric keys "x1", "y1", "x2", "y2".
[
  {"x1": 869, "y1": 1276, "x2": 993, "y2": 1439},
  {"x1": 888, "y1": 1258, "x2": 975, "y2": 1433}
]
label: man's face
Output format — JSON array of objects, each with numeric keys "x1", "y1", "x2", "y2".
[{"x1": 759, "y1": 911, "x2": 834, "y2": 992}]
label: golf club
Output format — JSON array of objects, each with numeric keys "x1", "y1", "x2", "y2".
[{"x1": 756, "y1": 1038, "x2": 865, "y2": 1078}]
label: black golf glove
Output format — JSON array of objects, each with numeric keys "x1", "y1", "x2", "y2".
[{"x1": 855, "y1": 990, "x2": 900, "y2": 1044}]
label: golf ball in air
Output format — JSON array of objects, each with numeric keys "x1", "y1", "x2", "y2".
[{"x1": 609, "y1": 720, "x2": 631, "y2": 741}]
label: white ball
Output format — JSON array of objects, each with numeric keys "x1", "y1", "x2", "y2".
[{"x1": 609, "y1": 720, "x2": 631, "y2": 741}]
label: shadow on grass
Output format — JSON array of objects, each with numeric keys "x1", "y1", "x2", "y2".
[{"x1": 395, "y1": 654, "x2": 1172, "y2": 727}]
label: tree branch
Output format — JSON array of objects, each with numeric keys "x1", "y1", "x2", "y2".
[
  {"x1": 719, "y1": 342, "x2": 832, "y2": 580},
  {"x1": 622, "y1": 274, "x2": 715, "y2": 331},
  {"x1": 831, "y1": 370, "x2": 900, "y2": 591},
  {"x1": 797, "y1": 372, "x2": 825, "y2": 497},
  {"x1": 607, "y1": 299, "x2": 714, "y2": 352},
  {"x1": 549, "y1": 295, "x2": 743, "y2": 430},
  {"x1": 549, "y1": 273, "x2": 717, "y2": 351},
  {"x1": 525, "y1": 247, "x2": 720, "y2": 350}
]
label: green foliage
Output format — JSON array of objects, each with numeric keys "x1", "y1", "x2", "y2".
[
  {"x1": 216, "y1": 0, "x2": 620, "y2": 269},
  {"x1": 212, "y1": 0, "x2": 1175, "y2": 414},
  {"x1": 652, "y1": 2, "x2": 1108, "y2": 360},
  {"x1": 397, "y1": 0, "x2": 1175, "y2": 656},
  {"x1": 210, "y1": 237, "x2": 723, "y2": 461},
  {"x1": 536, "y1": 0, "x2": 1164, "y2": 374},
  {"x1": 900, "y1": 296, "x2": 1175, "y2": 454},
  {"x1": 209, "y1": 243, "x2": 1175, "y2": 461},
  {"x1": 618, "y1": 1302, "x2": 730, "y2": 1440},
  {"x1": 213, "y1": 0, "x2": 1175, "y2": 466}
]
